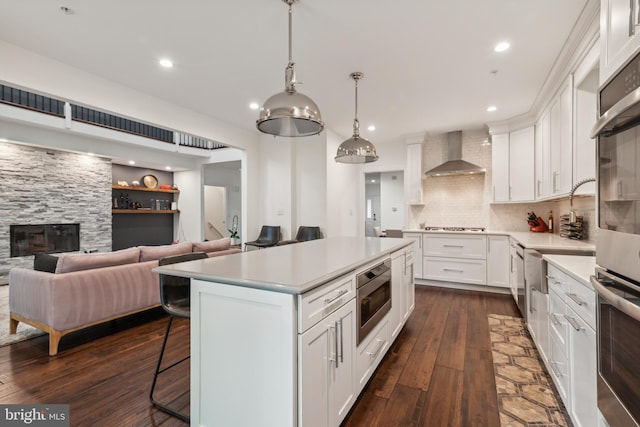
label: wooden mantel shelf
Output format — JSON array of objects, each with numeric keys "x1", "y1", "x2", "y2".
[
  {"x1": 112, "y1": 209, "x2": 180, "y2": 214},
  {"x1": 111, "y1": 184, "x2": 179, "y2": 194}
]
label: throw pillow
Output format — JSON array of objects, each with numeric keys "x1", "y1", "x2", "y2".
[
  {"x1": 33, "y1": 252, "x2": 59, "y2": 273},
  {"x1": 138, "y1": 241, "x2": 193, "y2": 262},
  {"x1": 55, "y1": 247, "x2": 141, "y2": 274},
  {"x1": 193, "y1": 238, "x2": 231, "y2": 254}
]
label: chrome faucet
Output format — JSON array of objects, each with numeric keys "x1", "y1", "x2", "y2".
[{"x1": 569, "y1": 177, "x2": 596, "y2": 223}]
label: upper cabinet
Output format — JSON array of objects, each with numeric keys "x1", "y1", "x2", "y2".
[
  {"x1": 536, "y1": 76, "x2": 574, "y2": 200},
  {"x1": 405, "y1": 143, "x2": 424, "y2": 205},
  {"x1": 492, "y1": 127, "x2": 535, "y2": 203},
  {"x1": 601, "y1": 0, "x2": 640, "y2": 84}
]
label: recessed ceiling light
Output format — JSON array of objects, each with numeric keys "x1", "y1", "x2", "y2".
[
  {"x1": 487, "y1": 105, "x2": 497, "y2": 112},
  {"x1": 165, "y1": 166, "x2": 172, "y2": 170},
  {"x1": 87, "y1": 152, "x2": 95, "y2": 156},
  {"x1": 249, "y1": 102, "x2": 260, "y2": 110},
  {"x1": 494, "y1": 42, "x2": 510, "y2": 53},
  {"x1": 367, "y1": 125, "x2": 376, "y2": 132},
  {"x1": 128, "y1": 160, "x2": 136, "y2": 165},
  {"x1": 159, "y1": 58, "x2": 174, "y2": 68}
]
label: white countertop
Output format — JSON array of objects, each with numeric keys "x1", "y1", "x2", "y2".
[
  {"x1": 403, "y1": 229, "x2": 595, "y2": 253},
  {"x1": 153, "y1": 236, "x2": 413, "y2": 295},
  {"x1": 543, "y1": 254, "x2": 596, "y2": 288}
]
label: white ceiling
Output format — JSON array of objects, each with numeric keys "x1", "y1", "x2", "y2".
[{"x1": 1, "y1": 0, "x2": 594, "y2": 145}]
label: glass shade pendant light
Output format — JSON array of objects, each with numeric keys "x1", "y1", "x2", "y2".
[
  {"x1": 335, "y1": 72, "x2": 379, "y2": 163},
  {"x1": 256, "y1": 0, "x2": 323, "y2": 137}
]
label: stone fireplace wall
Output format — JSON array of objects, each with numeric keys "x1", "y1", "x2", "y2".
[{"x1": 0, "y1": 142, "x2": 112, "y2": 282}]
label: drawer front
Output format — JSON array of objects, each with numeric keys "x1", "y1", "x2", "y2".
[
  {"x1": 547, "y1": 265, "x2": 570, "y2": 296},
  {"x1": 423, "y1": 257, "x2": 487, "y2": 285},
  {"x1": 298, "y1": 274, "x2": 355, "y2": 333},
  {"x1": 423, "y1": 235, "x2": 487, "y2": 259},
  {"x1": 548, "y1": 290, "x2": 568, "y2": 357},
  {"x1": 405, "y1": 248, "x2": 415, "y2": 267},
  {"x1": 549, "y1": 330, "x2": 570, "y2": 406},
  {"x1": 566, "y1": 277, "x2": 596, "y2": 330},
  {"x1": 356, "y1": 318, "x2": 389, "y2": 394}
]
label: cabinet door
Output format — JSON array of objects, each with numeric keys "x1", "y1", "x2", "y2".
[
  {"x1": 390, "y1": 252, "x2": 405, "y2": 341},
  {"x1": 573, "y1": 68, "x2": 597, "y2": 195},
  {"x1": 509, "y1": 240, "x2": 518, "y2": 302},
  {"x1": 404, "y1": 253, "x2": 415, "y2": 321},
  {"x1": 601, "y1": 0, "x2": 640, "y2": 83},
  {"x1": 406, "y1": 144, "x2": 424, "y2": 205},
  {"x1": 549, "y1": 79, "x2": 573, "y2": 196},
  {"x1": 509, "y1": 127, "x2": 535, "y2": 201},
  {"x1": 299, "y1": 300, "x2": 356, "y2": 427},
  {"x1": 487, "y1": 235, "x2": 510, "y2": 288},
  {"x1": 492, "y1": 133, "x2": 510, "y2": 202},
  {"x1": 403, "y1": 232, "x2": 423, "y2": 278},
  {"x1": 535, "y1": 111, "x2": 552, "y2": 199},
  {"x1": 566, "y1": 308, "x2": 597, "y2": 427}
]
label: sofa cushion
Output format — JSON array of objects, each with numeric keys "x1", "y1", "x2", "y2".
[
  {"x1": 55, "y1": 247, "x2": 140, "y2": 274},
  {"x1": 34, "y1": 253, "x2": 59, "y2": 273},
  {"x1": 139, "y1": 242, "x2": 193, "y2": 262},
  {"x1": 193, "y1": 238, "x2": 232, "y2": 254}
]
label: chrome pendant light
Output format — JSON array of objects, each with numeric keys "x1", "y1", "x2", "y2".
[
  {"x1": 256, "y1": 0, "x2": 323, "y2": 137},
  {"x1": 335, "y1": 72, "x2": 379, "y2": 163}
]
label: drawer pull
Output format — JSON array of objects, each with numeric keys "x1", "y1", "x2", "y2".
[
  {"x1": 549, "y1": 313, "x2": 562, "y2": 326},
  {"x1": 366, "y1": 338, "x2": 386, "y2": 359},
  {"x1": 443, "y1": 244, "x2": 464, "y2": 248},
  {"x1": 545, "y1": 275, "x2": 559, "y2": 285},
  {"x1": 324, "y1": 289, "x2": 348, "y2": 305},
  {"x1": 550, "y1": 361, "x2": 564, "y2": 377},
  {"x1": 443, "y1": 268, "x2": 464, "y2": 273},
  {"x1": 564, "y1": 315, "x2": 584, "y2": 332},
  {"x1": 566, "y1": 293, "x2": 586, "y2": 306}
]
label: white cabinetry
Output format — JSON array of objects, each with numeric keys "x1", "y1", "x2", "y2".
[
  {"x1": 406, "y1": 143, "x2": 423, "y2": 205},
  {"x1": 545, "y1": 263, "x2": 597, "y2": 427},
  {"x1": 535, "y1": 76, "x2": 575, "y2": 199},
  {"x1": 509, "y1": 239, "x2": 519, "y2": 302},
  {"x1": 573, "y1": 45, "x2": 598, "y2": 195},
  {"x1": 487, "y1": 235, "x2": 510, "y2": 288},
  {"x1": 601, "y1": 0, "x2": 640, "y2": 84},
  {"x1": 300, "y1": 299, "x2": 356, "y2": 427},
  {"x1": 492, "y1": 127, "x2": 535, "y2": 202},
  {"x1": 390, "y1": 247, "x2": 416, "y2": 341},
  {"x1": 403, "y1": 232, "x2": 423, "y2": 278},
  {"x1": 423, "y1": 234, "x2": 487, "y2": 285},
  {"x1": 528, "y1": 285, "x2": 550, "y2": 363}
]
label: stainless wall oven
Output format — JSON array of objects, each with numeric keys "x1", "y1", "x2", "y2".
[
  {"x1": 356, "y1": 259, "x2": 391, "y2": 345},
  {"x1": 592, "y1": 48, "x2": 640, "y2": 427}
]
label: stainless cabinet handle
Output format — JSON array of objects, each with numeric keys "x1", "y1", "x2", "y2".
[
  {"x1": 549, "y1": 313, "x2": 562, "y2": 326},
  {"x1": 509, "y1": 186, "x2": 512, "y2": 201},
  {"x1": 333, "y1": 322, "x2": 339, "y2": 368},
  {"x1": 564, "y1": 314, "x2": 584, "y2": 331},
  {"x1": 366, "y1": 339, "x2": 386, "y2": 359},
  {"x1": 537, "y1": 179, "x2": 541, "y2": 196},
  {"x1": 443, "y1": 268, "x2": 464, "y2": 273},
  {"x1": 339, "y1": 318, "x2": 344, "y2": 363},
  {"x1": 552, "y1": 171, "x2": 558, "y2": 193},
  {"x1": 550, "y1": 361, "x2": 563, "y2": 377},
  {"x1": 546, "y1": 275, "x2": 559, "y2": 285},
  {"x1": 443, "y1": 244, "x2": 464, "y2": 248},
  {"x1": 324, "y1": 289, "x2": 348, "y2": 305},
  {"x1": 566, "y1": 293, "x2": 586, "y2": 307}
]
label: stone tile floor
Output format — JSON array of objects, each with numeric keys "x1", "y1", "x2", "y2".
[{"x1": 489, "y1": 314, "x2": 572, "y2": 427}]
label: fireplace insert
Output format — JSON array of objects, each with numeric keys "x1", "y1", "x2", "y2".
[{"x1": 10, "y1": 223, "x2": 80, "y2": 257}]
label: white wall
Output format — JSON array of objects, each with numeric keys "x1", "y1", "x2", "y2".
[
  {"x1": 174, "y1": 169, "x2": 203, "y2": 242},
  {"x1": 325, "y1": 129, "x2": 362, "y2": 237},
  {"x1": 296, "y1": 135, "x2": 327, "y2": 231},
  {"x1": 380, "y1": 171, "x2": 405, "y2": 229}
]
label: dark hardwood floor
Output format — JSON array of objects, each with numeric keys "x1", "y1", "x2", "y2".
[{"x1": 0, "y1": 285, "x2": 519, "y2": 427}]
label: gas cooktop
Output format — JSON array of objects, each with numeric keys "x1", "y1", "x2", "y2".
[{"x1": 423, "y1": 226, "x2": 486, "y2": 232}]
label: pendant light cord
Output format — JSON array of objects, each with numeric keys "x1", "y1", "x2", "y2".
[
  {"x1": 353, "y1": 76, "x2": 360, "y2": 137},
  {"x1": 285, "y1": 0, "x2": 297, "y2": 93}
]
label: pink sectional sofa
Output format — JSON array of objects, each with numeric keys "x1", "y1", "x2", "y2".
[{"x1": 8, "y1": 239, "x2": 241, "y2": 355}]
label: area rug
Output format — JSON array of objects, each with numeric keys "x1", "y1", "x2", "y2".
[
  {"x1": 0, "y1": 285, "x2": 44, "y2": 347},
  {"x1": 488, "y1": 314, "x2": 572, "y2": 427}
]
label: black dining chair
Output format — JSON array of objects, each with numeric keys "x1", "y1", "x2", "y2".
[
  {"x1": 244, "y1": 226, "x2": 281, "y2": 251},
  {"x1": 149, "y1": 251, "x2": 208, "y2": 423},
  {"x1": 278, "y1": 226, "x2": 322, "y2": 245}
]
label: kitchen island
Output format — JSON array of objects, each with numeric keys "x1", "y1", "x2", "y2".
[{"x1": 153, "y1": 236, "x2": 414, "y2": 427}]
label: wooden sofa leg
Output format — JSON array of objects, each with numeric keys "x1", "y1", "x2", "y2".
[
  {"x1": 9, "y1": 317, "x2": 19, "y2": 334},
  {"x1": 49, "y1": 331, "x2": 63, "y2": 356}
]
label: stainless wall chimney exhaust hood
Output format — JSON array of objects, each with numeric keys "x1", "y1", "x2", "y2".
[{"x1": 424, "y1": 131, "x2": 486, "y2": 177}]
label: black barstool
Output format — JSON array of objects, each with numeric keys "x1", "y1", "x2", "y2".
[{"x1": 149, "y1": 251, "x2": 208, "y2": 423}]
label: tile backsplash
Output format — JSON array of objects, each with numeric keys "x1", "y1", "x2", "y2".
[{"x1": 408, "y1": 129, "x2": 597, "y2": 239}]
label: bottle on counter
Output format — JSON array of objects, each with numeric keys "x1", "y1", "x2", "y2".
[{"x1": 548, "y1": 210, "x2": 554, "y2": 233}]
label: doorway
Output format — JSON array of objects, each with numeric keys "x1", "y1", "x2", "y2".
[
  {"x1": 364, "y1": 171, "x2": 405, "y2": 237},
  {"x1": 203, "y1": 160, "x2": 242, "y2": 242}
]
